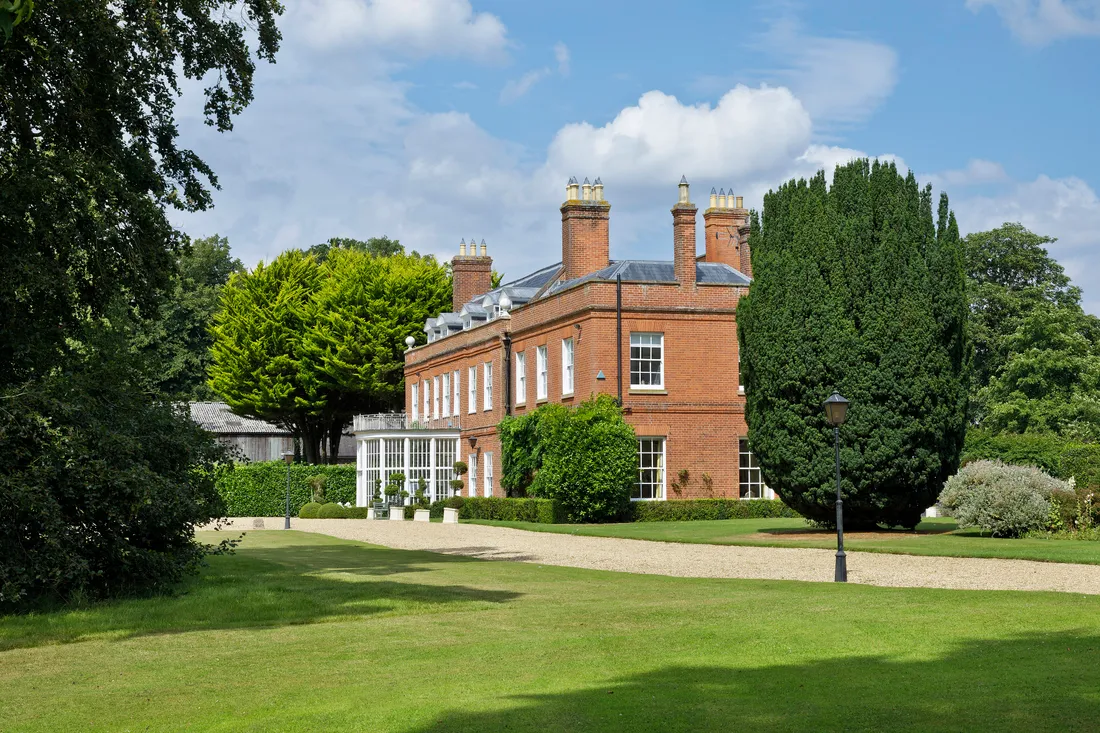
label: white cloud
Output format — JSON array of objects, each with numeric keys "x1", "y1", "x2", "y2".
[
  {"x1": 298, "y1": 0, "x2": 508, "y2": 58},
  {"x1": 953, "y1": 174, "x2": 1100, "y2": 313},
  {"x1": 753, "y1": 17, "x2": 899, "y2": 126},
  {"x1": 928, "y1": 159, "x2": 1010, "y2": 187},
  {"x1": 453, "y1": 80, "x2": 478, "y2": 90},
  {"x1": 554, "y1": 42, "x2": 570, "y2": 76},
  {"x1": 967, "y1": 0, "x2": 1100, "y2": 46},
  {"x1": 544, "y1": 86, "x2": 813, "y2": 185},
  {"x1": 499, "y1": 68, "x2": 550, "y2": 104}
]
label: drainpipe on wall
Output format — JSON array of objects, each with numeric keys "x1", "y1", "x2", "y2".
[
  {"x1": 616, "y1": 274, "x2": 623, "y2": 406},
  {"x1": 503, "y1": 333, "x2": 512, "y2": 417}
]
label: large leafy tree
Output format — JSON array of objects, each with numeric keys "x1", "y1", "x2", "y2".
[
  {"x1": 208, "y1": 251, "x2": 331, "y2": 463},
  {"x1": 0, "y1": 0, "x2": 282, "y2": 386},
  {"x1": 738, "y1": 160, "x2": 970, "y2": 529},
  {"x1": 1, "y1": 1, "x2": 282, "y2": 609},
  {"x1": 209, "y1": 248, "x2": 451, "y2": 463},
  {"x1": 306, "y1": 236, "x2": 404, "y2": 262},
  {"x1": 964, "y1": 224, "x2": 1084, "y2": 397},
  {"x1": 131, "y1": 235, "x2": 243, "y2": 400},
  {"x1": 979, "y1": 305, "x2": 1100, "y2": 442}
]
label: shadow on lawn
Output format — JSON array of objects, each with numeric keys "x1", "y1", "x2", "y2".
[
  {"x1": 0, "y1": 542, "x2": 519, "y2": 652},
  {"x1": 410, "y1": 631, "x2": 1100, "y2": 733}
]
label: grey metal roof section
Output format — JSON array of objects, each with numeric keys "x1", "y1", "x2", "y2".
[
  {"x1": 460, "y1": 303, "x2": 488, "y2": 317},
  {"x1": 438, "y1": 313, "x2": 463, "y2": 327},
  {"x1": 189, "y1": 402, "x2": 290, "y2": 435},
  {"x1": 545, "y1": 259, "x2": 750, "y2": 294}
]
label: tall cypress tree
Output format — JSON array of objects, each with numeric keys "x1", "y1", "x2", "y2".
[{"x1": 739, "y1": 160, "x2": 970, "y2": 529}]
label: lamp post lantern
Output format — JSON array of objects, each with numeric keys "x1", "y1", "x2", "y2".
[
  {"x1": 823, "y1": 392, "x2": 850, "y2": 582},
  {"x1": 281, "y1": 450, "x2": 294, "y2": 530}
]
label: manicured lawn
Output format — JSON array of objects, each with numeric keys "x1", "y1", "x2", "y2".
[
  {"x1": 465, "y1": 517, "x2": 1100, "y2": 564},
  {"x1": 2, "y1": 531, "x2": 1100, "y2": 732}
]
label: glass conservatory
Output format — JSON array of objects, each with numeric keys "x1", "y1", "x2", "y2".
[{"x1": 352, "y1": 413, "x2": 461, "y2": 506}]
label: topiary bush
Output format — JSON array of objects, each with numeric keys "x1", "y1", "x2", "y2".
[
  {"x1": 317, "y1": 502, "x2": 349, "y2": 519},
  {"x1": 215, "y1": 462, "x2": 354, "y2": 516},
  {"x1": 298, "y1": 502, "x2": 323, "y2": 518},
  {"x1": 938, "y1": 460, "x2": 1075, "y2": 538},
  {"x1": 627, "y1": 499, "x2": 800, "y2": 522}
]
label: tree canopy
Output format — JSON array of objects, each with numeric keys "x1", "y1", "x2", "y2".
[
  {"x1": 737, "y1": 159, "x2": 971, "y2": 529},
  {"x1": 209, "y1": 248, "x2": 451, "y2": 463},
  {"x1": 130, "y1": 235, "x2": 243, "y2": 400},
  {"x1": 306, "y1": 236, "x2": 404, "y2": 262},
  {"x1": 0, "y1": 0, "x2": 282, "y2": 387}
]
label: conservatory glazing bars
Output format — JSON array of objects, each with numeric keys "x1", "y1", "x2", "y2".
[{"x1": 353, "y1": 428, "x2": 462, "y2": 506}]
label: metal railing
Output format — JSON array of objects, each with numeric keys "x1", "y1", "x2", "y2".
[{"x1": 352, "y1": 413, "x2": 462, "y2": 432}]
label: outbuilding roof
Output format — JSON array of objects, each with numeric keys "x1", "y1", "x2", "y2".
[{"x1": 189, "y1": 402, "x2": 290, "y2": 435}]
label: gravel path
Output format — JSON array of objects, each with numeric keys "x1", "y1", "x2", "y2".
[{"x1": 210, "y1": 517, "x2": 1100, "y2": 595}]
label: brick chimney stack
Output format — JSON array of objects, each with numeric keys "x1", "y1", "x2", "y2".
[
  {"x1": 703, "y1": 186, "x2": 750, "y2": 273},
  {"x1": 561, "y1": 176, "x2": 611, "y2": 281},
  {"x1": 672, "y1": 176, "x2": 697, "y2": 286},
  {"x1": 451, "y1": 239, "x2": 492, "y2": 312}
]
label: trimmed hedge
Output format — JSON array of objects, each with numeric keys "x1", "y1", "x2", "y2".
[
  {"x1": 427, "y1": 496, "x2": 564, "y2": 524},
  {"x1": 626, "y1": 499, "x2": 800, "y2": 522},
  {"x1": 216, "y1": 462, "x2": 354, "y2": 516},
  {"x1": 963, "y1": 431, "x2": 1100, "y2": 489}
]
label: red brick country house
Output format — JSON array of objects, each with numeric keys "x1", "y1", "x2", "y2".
[{"x1": 352, "y1": 178, "x2": 773, "y2": 505}]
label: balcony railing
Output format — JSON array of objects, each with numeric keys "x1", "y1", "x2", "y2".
[{"x1": 352, "y1": 413, "x2": 462, "y2": 432}]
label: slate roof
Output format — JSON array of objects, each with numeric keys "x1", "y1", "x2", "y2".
[
  {"x1": 545, "y1": 259, "x2": 750, "y2": 295},
  {"x1": 189, "y1": 402, "x2": 290, "y2": 435}
]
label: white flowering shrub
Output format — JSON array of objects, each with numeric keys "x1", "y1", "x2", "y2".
[{"x1": 938, "y1": 460, "x2": 1075, "y2": 538}]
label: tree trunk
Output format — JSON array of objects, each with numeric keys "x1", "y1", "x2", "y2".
[{"x1": 326, "y1": 419, "x2": 345, "y2": 464}]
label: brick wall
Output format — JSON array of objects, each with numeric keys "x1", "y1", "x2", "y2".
[
  {"x1": 560, "y1": 200, "x2": 610, "y2": 281},
  {"x1": 405, "y1": 278, "x2": 751, "y2": 499},
  {"x1": 451, "y1": 255, "x2": 492, "y2": 312}
]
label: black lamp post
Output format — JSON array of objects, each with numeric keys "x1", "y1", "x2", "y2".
[
  {"x1": 281, "y1": 450, "x2": 294, "y2": 530},
  {"x1": 823, "y1": 392, "x2": 850, "y2": 582}
]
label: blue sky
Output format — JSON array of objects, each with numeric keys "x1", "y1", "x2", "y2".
[{"x1": 173, "y1": 0, "x2": 1100, "y2": 313}]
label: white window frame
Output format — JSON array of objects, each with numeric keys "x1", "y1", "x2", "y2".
[
  {"x1": 516, "y1": 352, "x2": 527, "y2": 404},
  {"x1": 633, "y1": 437, "x2": 666, "y2": 501},
  {"x1": 422, "y1": 380, "x2": 430, "y2": 422},
  {"x1": 468, "y1": 454, "x2": 478, "y2": 498},
  {"x1": 483, "y1": 361, "x2": 493, "y2": 411},
  {"x1": 738, "y1": 339, "x2": 745, "y2": 394},
  {"x1": 468, "y1": 366, "x2": 476, "y2": 414},
  {"x1": 536, "y1": 345, "x2": 548, "y2": 400},
  {"x1": 630, "y1": 332, "x2": 664, "y2": 390},
  {"x1": 483, "y1": 452, "x2": 494, "y2": 497},
  {"x1": 739, "y1": 439, "x2": 772, "y2": 499},
  {"x1": 562, "y1": 337, "x2": 574, "y2": 395},
  {"x1": 433, "y1": 375, "x2": 441, "y2": 419},
  {"x1": 452, "y1": 370, "x2": 460, "y2": 418},
  {"x1": 411, "y1": 382, "x2": 419, "y2": 423},
  {"x1": 442, "y1": 372, "x2": 451, "y2": 417}
]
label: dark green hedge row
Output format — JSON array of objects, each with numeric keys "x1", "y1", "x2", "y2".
[
  {"x1": 963, "y1": 431, "x2": 1100, "y2": 488},
  {"x1": 216, "y1": 462, "x2": 355, "y2": 516},
  {"x1": 428, "y1": 496, "x2": 563, "y2": 524},
  {"x1": 626, "y1": 499, "x2": 800, "y2": 522}
]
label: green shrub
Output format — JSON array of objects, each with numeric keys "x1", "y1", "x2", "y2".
[
  {"x1": 345, "y1": 506, "x2": 371, "y2": 519},
  {"x1": 627, "y1": 499, "x2": 800, "y2": 522},
  {"x1": 938, "y1": 460, "x2": 1074, "y2": 538},
  {"x1": 428, "y1": 496, "x2": 467, "y2": 518},
  {"x1": 215, "y1": 462, "x2": 355, "y2": 516},
  {"x1": 1060, "y1": 445, "x2": 1100, "y2": 491},
  {"x1": 298, "y1": 502, "x2": 323, "y2": 518},
  {"x1": 317, "y1": 502, "x2": 349, "y2": 519},
  {"x1": 962, "y1": 431, "x2": 1067, "y2": 476},
  {"x1": 505, "y1": 396, "x2": 635, "y2": 523}
]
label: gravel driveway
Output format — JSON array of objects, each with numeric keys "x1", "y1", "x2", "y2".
[{"x1": 211, "y1": 517, "x2": 1100, "y2": 595}]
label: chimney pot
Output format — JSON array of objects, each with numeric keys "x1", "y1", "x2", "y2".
[
  {"x1": 736, "y1": 195, "x2": 744, "y2": 209},
  {"x1": 593, "y1": 177, "x2": 604, "y2": 201},
  {"x1": 709, "y1": 187, "x2": 718, "y2": 209},
  {"x1": 459, "y1": 240, "x2": 466, "y2": 256},
  {"x1": 582, "y1": 177, "x2": 592, "y2": 201},
  {"x1": 480, "y1": 241, "x2": 487, "y2": 256},
  {"x1": 678, "y1": 176, "x2": 691, "y2": 204}
]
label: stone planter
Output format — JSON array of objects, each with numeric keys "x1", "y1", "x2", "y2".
[
  {"x1": 414, "y1": 509, "x2": 430, "y2": 523},
  {"x1": 388, "y1": 506, "x2": 405, "y2": 521},
  {"x1": 366, "y1": 507, "x2": 377, "y2": 520},
  {"x1": 442, "y1": 507, "x2": 460, "y2": 524}
]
